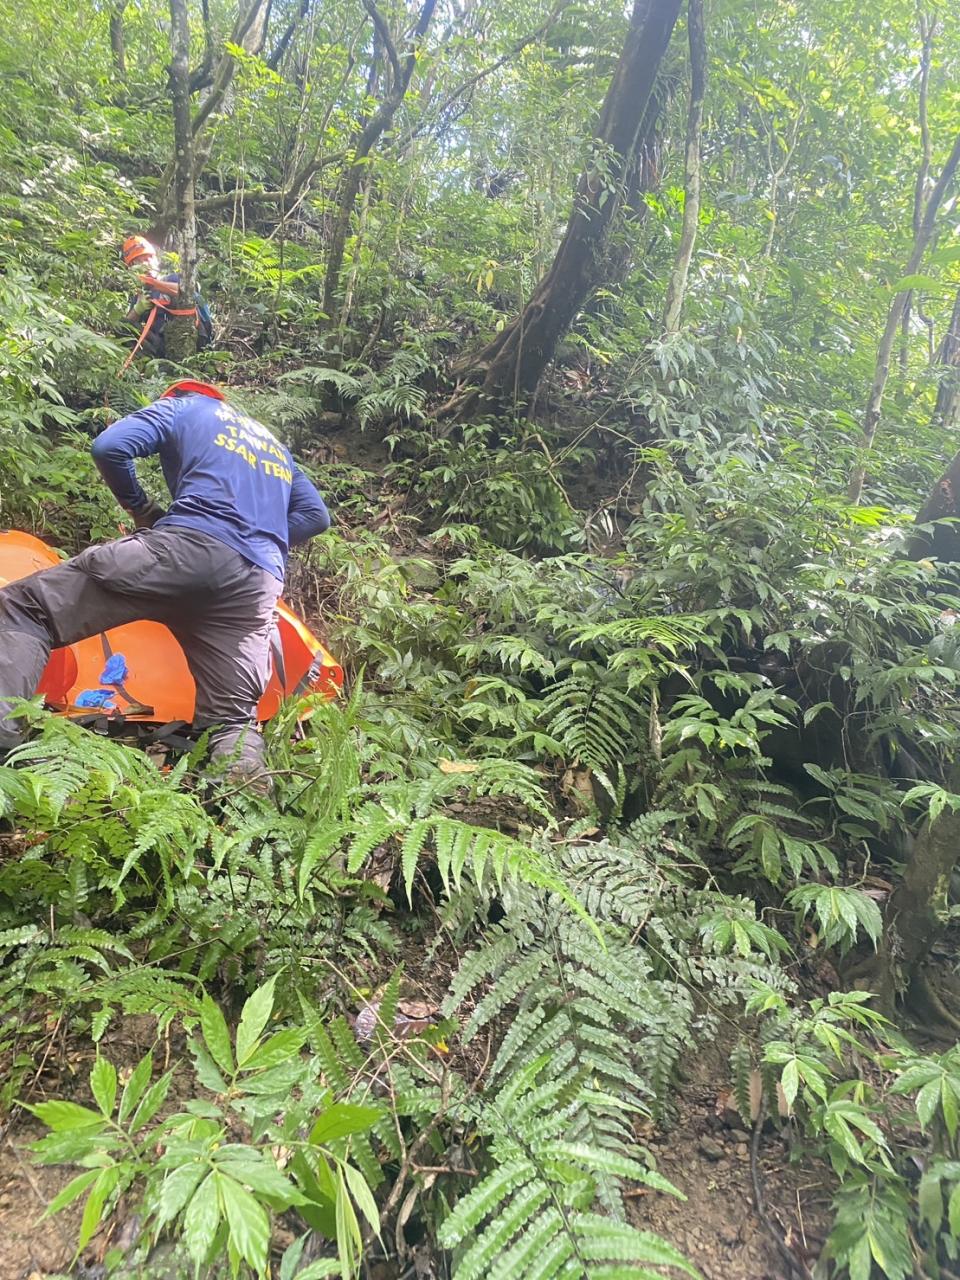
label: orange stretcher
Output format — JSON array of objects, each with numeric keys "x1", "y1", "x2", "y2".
[{"x1": 0, "y1": 530, "x2": 342, "y2": 726}]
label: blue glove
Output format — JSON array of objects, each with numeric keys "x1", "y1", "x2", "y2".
[
  {"x1": 75, "y1": 689, "x2": 116, "y2": 709},
  {"x1": 99, "y1": 654, "x2": 129, "y2": 685}
]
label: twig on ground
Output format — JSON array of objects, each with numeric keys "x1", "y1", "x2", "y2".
[{"x1": 749, "y1": 1100, "x2": 815, "y2": 1280}]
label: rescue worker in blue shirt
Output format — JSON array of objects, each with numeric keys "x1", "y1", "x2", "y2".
[{"x1": 0, "y1": 380, "x2": 331, "y2": 785}]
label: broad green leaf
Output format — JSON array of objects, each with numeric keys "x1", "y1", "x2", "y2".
[
  {"x1": 848, "y1": 1232, "x2": 871, "y2": 1280},
  {"x1": 183, "y1": 1171, "x2": 221, "y2": 1265},
  {"x1": 220, "y1": 1174, "x2": 271, "y2": 1277},
  {"x1": 42, "y1": 1168, "x2": 100, "y2": 1218},
  {"x1": 29, "y1": 1100, "x2": 105, "y2": 1132},
  {"x1": 90, "y1": 1057, "x2": 117, "y2": 1118},
  {"x1": 335, "y1": 1166, "x2": 362, "y2": 1279},
  {"x1": 78, "y1": 1166, "x2": 119, "y2": 1251},
  {"x1": 889, "y1": 273, "x2": 944, "y2": 293},
  {"x1": 917, "y1": 1077, "x2": 941, "y2": 1130},
  {"x1": 310, "y1": 1102, "x2": 381, "y2": 1146},
  {"x1": 943, "y1": 1078, "x2": 959, "y2": 1141},
  {"x1": 242, "y1": 1026, "x2": 307, "y2": 1072},
  {"x1": 200, "y1": 995, "x2": 235, "y2": 1077},
  {"x1": 215, "y1": 1149, "x2": 305, "y2": 1206},
  {"x1": 155, "y1": 1161, "x2": 209, "y2": 1230},
  {"x1": 918, "y1": 1170, "x2": 942, "y2": 1231},
  {"x1": 190, "y1": 1037, "x2": 229, "y2": 1093},
  {"x1": 780, "y1": 1059, "x2": 799, "y2": 1111},
  {"x1": 236, "y1": 975, "x2": 278, "y2": 1067},
  {"x1": 118, "y1": 1053, "x2": 153, "y2": 1125},
  {"x1": 130, "y1": 1071, "x2": 173, "y2": 1134},
  {"x1": 343, "y1": 1160, "x2": 381, "y2": 1239},
  {"x1": 280, "y1": 1235, "x2": 307, "y2": 1280}
]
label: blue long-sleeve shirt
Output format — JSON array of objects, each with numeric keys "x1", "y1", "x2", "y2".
[{"x1": 91, "y1": 393, "x2": 330, "y2": 581}]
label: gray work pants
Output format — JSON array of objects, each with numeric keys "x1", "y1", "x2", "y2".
[{"x1": 0, "y1": 527, "x2": 282, "y2": 770}]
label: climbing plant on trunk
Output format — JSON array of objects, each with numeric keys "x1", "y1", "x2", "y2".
[{"x1": 661, "y1": 0, "x2": 706, "y2": 334}]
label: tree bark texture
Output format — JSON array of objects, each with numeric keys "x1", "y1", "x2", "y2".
[
  {"x1": 933, "y1": 286, "x2": 960, "y2": 432},
  {"x1": 443, "y1": 0, "x2": 682, "y2": 421},
  {"x1": 587, "y1": 87, "x2": 667, "y2": 315},
  {"x1": 661, "y1": 0, "x2": 706, "y2": 333},
  {"x1": 898, "y1": 11, "x2": 935, "y2": 375},
  {"x1": 884, "y1": 776, "x2": 960, "y2": 998},
  {"x1": 321, "y1": 0, "x2": 438, "y2": 331},
  {"x1": 152, "y1": 0, "x2": 273, "y2": 236},
  {"x1": 847, "y1": 130, "x2": 960, "y2": 504},
  {"x1": 165, "y1": 0, "x2": 199, "y2": 363},
  {"x1": 109, "y1": 2, "x2": 128, "y2": 79}
]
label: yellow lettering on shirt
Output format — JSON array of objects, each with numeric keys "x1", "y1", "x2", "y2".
[
  {"x1": 212, "y1": 419, "x2": 292, "y2": 481},
  {"x1": 260, "y1": 459, "x2": 292, "y2": 483}
]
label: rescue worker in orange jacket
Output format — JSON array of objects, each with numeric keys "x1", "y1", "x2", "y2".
[
  {"x1": 121, "y1": 235, "x2": 212, "y2": 359},
  {"x1": 0, "y1": 380, "x2": 330, "y2": 781}
]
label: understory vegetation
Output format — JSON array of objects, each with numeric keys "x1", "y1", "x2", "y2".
[{"x1": 3, "y1": 0, "x2": 960, "y2": 1277}]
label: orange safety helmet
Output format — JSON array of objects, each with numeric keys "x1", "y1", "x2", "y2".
[
  {"x1": 121, "y1": 234, "x2": 157, "y2": 268},
  {"x1": 160, "y1": 379, "x2": 226, "y2": 401}
]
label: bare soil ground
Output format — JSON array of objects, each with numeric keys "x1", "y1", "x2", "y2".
[
  {"x1": 635, "y1": 1064, "x2": 831, "y2": 1279},
  {"x1": 1, "y1": 1046, "x2": 832, "y2": 1280}
]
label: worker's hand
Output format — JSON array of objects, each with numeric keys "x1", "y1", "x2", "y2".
[{"x1": 130, "y1": 499, "x2": 166, "y2": 530}]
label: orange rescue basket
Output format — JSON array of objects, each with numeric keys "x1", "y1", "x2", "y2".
[{"x1": 0, "y1": 531, "x2": 342, "y2": 725}]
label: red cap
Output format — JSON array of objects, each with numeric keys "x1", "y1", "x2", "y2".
[{"x1": 160, "y1": 379, "x2": 226, "y2": 401}]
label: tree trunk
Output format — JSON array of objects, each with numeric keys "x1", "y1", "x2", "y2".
[
  {"x1": 662, "y1": 0, "x2": 706, "y2": 334},
  {"x1": 897, "y1": 12, "x2": 935, "y2": 376},
  {"x1": 165, "y1": 0, "x2": 199, "y2": 363},
  {"x1": 903, "y1": 317, "x2": 960, "y2": 563},
  {"x1": 441, "y1": 0, "x2": 682, "y2": 422},
  {"x1": 868, "y1": 766, "x2": 960, "y2": 1020},
  {"x1": 321, "y1": 0, "x2": 437, "y2": 332},
  {"x1": 109, "y1": 2, "x2": 128, "y2": 79},
  {"x1": 847, "y1": 130, "x2": 960, "y2": 504},
  {"x1": 585, "y1": 88, "x2": 667, "y2": 318},
  {"x1": 933, "y1": 286, "x2": 960, "y2": 432},
  {"x1": 152, "y1": 0, "x2": 273, "y2": 237}
]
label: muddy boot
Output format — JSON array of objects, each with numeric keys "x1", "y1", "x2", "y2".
[{"x1": 208, "y1": 724, "x2": 274, "y2": 799}]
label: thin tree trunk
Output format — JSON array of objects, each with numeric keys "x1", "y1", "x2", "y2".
[
  {"x1": 662, "y1": 0, "x2": 706, "y2": 334},
  {"x1": 109, "y1": 2, "x2": 128, "y2": 78},
  {"x1": 321, "y1": 0, "x2": 437, "y2": 331},
  {"x1": 898, "y1": 12, "x2": 935, "y2": 376},
  {"x1": 441, "y1": 0, "x2": 682, "y2": 422},
  {"x1": 902, "y1": 295, "x2": 960, "y2": 564},
  {"x1": 933, "y1": 286, "x2": 960, "y2": 431},
  {"x1": 268, "y1": 0, "x2": 311, "y2": 71},
  {"x1": 165, "y1": 0, "x2": 199, "y2": 362},
  {"x1": 152, "y1": 0, "x2": 273, "y2": 235},
  {"x1": 847, "y1": 131, "x2": 960, "y2": 504}
]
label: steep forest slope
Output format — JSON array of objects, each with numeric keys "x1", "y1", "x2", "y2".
[{"x1": 2, "y1": 2, "x2": 960, "y2": 1278}]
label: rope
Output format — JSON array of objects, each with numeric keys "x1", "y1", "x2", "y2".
[{"x1": 118, "y1": 275, "x2": 198, "y2": 377}]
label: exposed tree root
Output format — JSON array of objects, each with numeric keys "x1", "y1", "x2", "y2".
[{"x1": 908, "y1": 967, "x2": 960, "y2": 1041}]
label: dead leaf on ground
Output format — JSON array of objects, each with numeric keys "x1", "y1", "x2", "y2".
[{"x1": 438, "y1": 760, "x2": 478, "y2": 774}]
